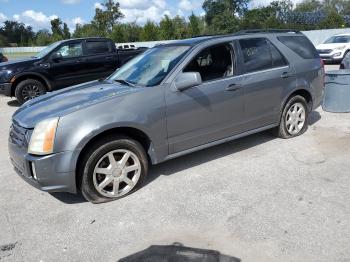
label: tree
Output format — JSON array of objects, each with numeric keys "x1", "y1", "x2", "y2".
[
  {"x1": 35, "y1": 30, "x2": 52, "y2": 46},
  {"x1": 140, "y1": 20, "x2": 159, "y2": 41},
  {"x1": 73, "y1": 23, "x2": 100, "y2": 38},
  {"x1": 0, "y1": 20, "x2": 34, "y2": 46},
  {"x1": 172, "y1": 16, "x2": 188, "y2": 39},
  {"x1": 295, "y1": 0, "x2": 322, "y2": 12},
  {"x1": 50, "y1": 18, "x2": 64, "y2": 41},
  {"x1": 63, "y1": 23, "x2": 71, "y2": 39},
  {"x1": 93, "y1": 0, "x2": 124, "y2": 34},
  {"x1": 159, "y1": 15, "x2": 175, "y2": 40},
  {"x1": 188, "y1": 12, "x2": 200, "y2": 37},
  {"x1": 319, "y1": 10, "x2": 345, "y2": 28}
]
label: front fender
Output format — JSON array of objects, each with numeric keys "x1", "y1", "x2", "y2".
[{"x1": 54, "y1": 86, "x2": 168, "y2": 170}]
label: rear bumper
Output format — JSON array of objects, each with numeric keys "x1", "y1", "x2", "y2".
[
  {"x1": 0, "y1": 82, "x2": 12, "y2": 96},
  {"x1": 8, "y1": 140, "x2": 77, "y2": 194}
]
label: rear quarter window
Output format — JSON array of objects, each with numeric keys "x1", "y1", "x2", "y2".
[{"x1": 278, "y1": 36, "x2": 319, "y2": 59}]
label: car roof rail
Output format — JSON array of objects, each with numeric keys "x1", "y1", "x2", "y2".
[{"x1": 235, "y1": 29, "x2": 302, "y2": 35}]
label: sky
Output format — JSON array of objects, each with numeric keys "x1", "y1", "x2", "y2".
[{"x1": 0, "y1": 0, "x2": 302, "y2": 32}]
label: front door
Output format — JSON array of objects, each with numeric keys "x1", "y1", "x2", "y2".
[
  {"x1": 165, "y1": 42, "x2": 246, "y2": 154},
  {"x1": 48, "y1": 40, "x2": 89, "y2": 89}
]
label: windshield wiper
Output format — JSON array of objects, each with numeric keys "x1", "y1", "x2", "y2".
[{"x1": 114, "y1": 79, "x2": 136, "y2": 87}]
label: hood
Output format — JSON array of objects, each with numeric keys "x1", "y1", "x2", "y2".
[
  {"x1": 0, "y1": 57, "x2": 39, "y2": 70},
  {"x1": 12, "y1": 80, "x2": 140, "y2": 128},
  {"x1": 316, "y1": 43, "x2": 348, "y2": 50}
]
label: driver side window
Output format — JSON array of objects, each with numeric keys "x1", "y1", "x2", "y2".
[
  {"x1": 184, "y1": 43, "x2": 235, "y2": 82},
  {"x1": 56, "y1": 42, "x2": 83, "y2": 58}
]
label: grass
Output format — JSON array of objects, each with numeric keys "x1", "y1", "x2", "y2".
[{"x1": 4, "y1": 52, "x2": 37, "y2": 60}]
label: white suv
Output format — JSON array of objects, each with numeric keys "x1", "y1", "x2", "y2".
[{"x1": 316, "y1": 34, "x2": 350, "y2": 63}]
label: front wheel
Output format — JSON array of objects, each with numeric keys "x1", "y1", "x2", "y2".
[
  {"x1": 80, "y1": 136, "x2": 148, "y2": 203},
  {"x1": 15, "y1": 79, "x2": 46, "y2": 104},
  {"x1": 274, "y1": 95, "x2": 309, "y2": 139}
]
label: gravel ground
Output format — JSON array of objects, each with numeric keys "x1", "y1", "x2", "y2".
[{"x1": 0, "y1": 67, "x2": 349, "y2": 261}]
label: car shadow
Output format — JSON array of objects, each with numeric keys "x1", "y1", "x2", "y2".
[
  {"x1": 145, "y1": 130, "x2": 275, "y2": 187},
  {"x1": 50, "y1": 192, "x2": 87, "y2": 204},
  {"x1": 309, "y1": 110, "x2": 321, "y2": 126},
  {"x1": 118, "y1": 243, "x2": 241, "y2": 262},
  {"x1": 7, "y1": 100, "x2": 20, "y2": 107}
]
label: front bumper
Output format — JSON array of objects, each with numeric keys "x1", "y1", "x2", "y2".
[
  {"x1": 319, "y1": 52, "x2": 344, "y2": 62},
  {"x1": 0, "y1": 82, "x2": 12, "y2": 96},
  {"x1": 8, "y1": 126, "x2": 77, "y2": 194}
]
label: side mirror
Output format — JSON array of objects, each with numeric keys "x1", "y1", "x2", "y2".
[
  {"x1": 51, "y1": 52, "x2": 62, "y2": 62},
  {"x1": 174, "y1": 72, "x2": 202, "y2": 91}
]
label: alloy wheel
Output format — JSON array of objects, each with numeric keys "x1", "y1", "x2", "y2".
[
  {"x1": 285, "y1": 102, "x2": 306, "y2": 135},
  {"x1": 92, "y1": 149, "x2": 141, "y2": 198}
]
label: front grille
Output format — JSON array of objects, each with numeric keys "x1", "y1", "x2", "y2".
[
  {"x1": 317, "y1": 49, "x2": 332, "y2": 54},
  {"x1": 9, "y1": 122, "x2": 27, "y2": 146}
]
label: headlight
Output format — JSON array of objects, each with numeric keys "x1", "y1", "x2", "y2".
[
  {"x1": 28, "y1": 118, "x2": 59, "y2": 155},
  {"x1": 0, "y1": 70, "x2": 12, "y2": 80},
  {"x1": 334, "y1": 45, "x2": 346, "y2": 51}
]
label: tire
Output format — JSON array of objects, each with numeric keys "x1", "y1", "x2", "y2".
[
  {"x1": 274, "y1": 95, "x2": 309, "y2": 139},
  {"x1": 79, "y1": 136, "x2": 148, "y2": 204},
  {"x1": 15, "y1": 79, "x2": 46, "y2": 105}
]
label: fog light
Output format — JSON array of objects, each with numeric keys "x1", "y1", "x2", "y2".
[{"x1": 31, "y1": 162, "x2": 38, "y2": 180}]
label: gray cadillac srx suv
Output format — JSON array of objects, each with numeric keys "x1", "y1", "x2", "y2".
[{"x1": 9, "y1": 30, "x2": 324, "y2": 203}]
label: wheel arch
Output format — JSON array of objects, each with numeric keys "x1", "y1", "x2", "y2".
[
  {"x1": 282, "y1": 88, "x2": 313, "y2": 113},
  {"x1": 75, "y1": 126, "x2": 155, "y2": 190},
  {"x1": 11, "y1": 72, "x2": 52, "y2": 96}
]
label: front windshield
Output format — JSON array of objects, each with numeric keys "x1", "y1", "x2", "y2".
[
  {"x1": 34, "y1": 41, "x2": 62, "y2": 58},
  {"x1": 109, "y1": 45, "x2": 190, "y2": 87},
  {"x1": 324, "y1": 36, "x2": 350, "y2": 44}
]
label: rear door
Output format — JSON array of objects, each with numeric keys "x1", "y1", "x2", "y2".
[
  {"x1": 84, "y1": 40, "x2": 118, "y2": 80},
  {"x1": 237, "y1": 37, "x2": 297, "y2": 130}
]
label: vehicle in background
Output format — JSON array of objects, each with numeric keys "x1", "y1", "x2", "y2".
[
  {"x1": 0, "y1": 37, "x2": 146, "y2": 104},
  {"x1": 340, "y1": 51, "x2": 350, "y2": 69},
  {"x1": 0, "y1": 52, "x2": 8, "y2": 63},
  {"x1": 117, "y1": 44, "x2": 137, "y2": 50},
  {"x1": 316, "y1": 34, "x2": 350, "y2": 63},
  {"x1": 8, "y1": 30, "x2": 324, "y2": 203}
]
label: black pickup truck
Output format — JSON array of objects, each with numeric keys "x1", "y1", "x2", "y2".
[{"x1": 0, "y1": 37, "x2": 146, "y2": 104}]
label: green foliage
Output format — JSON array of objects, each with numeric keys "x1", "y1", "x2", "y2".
[
  {"x1": 188, "y1": 12, "x2": 200, "y2": 37},
  {"x1": 110, "y1": 23, "x2": 142, "y2": 42},
  {"x1": 1, "y1": 0, "x2": 350, "y2": 47},
  {"x1": 140, "y1": 20, "x2": 159, "y2": 41},
  {"x1": 319, "y1": 10, "x2": 345, "y2": 28},
  {"x1": 93, "y1": 0, "x2": 124, "y2": 34},
  {"x1": 35, "y1": 30, "x2": 52, "y2": 46},
  {"x1": 73, "y1": 23, "x2": 101, "y2": 38},
  {"x1": 295, "y1": 0, "x2": 322, "y2": 12},
  {"x1": 0, "y1": 21, "x2": 34, "y2": 46}
]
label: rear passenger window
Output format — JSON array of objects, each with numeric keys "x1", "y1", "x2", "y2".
[
  {"x1": 86, "y1": 41, "x2": 110, "y2": 54},
  {"x1": 269, "y1": 43, "x2": 287, "y2": 67},
  {"x1": 278, "y1": 36, "x2": 319, "y2": 59},
  {"x1": 239, "y1": 38, "x2": 272, "y2": 73}
]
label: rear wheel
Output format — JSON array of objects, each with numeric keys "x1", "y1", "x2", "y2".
[
  {"x1": 274, "y1": 95, "x2": 309, "y2": 139},
  {"x1": 79, "y1": 136, "x2": 148, "y2": 204},
  {"x1": 15, "y1": 79, "x2": 46, "y2": 104}
]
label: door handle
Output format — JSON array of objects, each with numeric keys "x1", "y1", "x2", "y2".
[
  {"x1": 226, "y1": 83, "x2": 242, "y2": 91},
  {"x1": 281, "y1": 72, "x2": 293, "y2": 78},
  {"x1": 76, "y1": 59, "x2": 85, "y2": 63}
]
